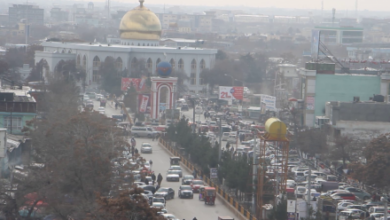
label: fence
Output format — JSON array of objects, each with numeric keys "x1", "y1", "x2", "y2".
[{"x1": 159, "y1": 138, "x2": 258, "y2": 220}]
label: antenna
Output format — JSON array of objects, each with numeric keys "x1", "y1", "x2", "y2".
[
  {"x1": 355, "y1": 0, "x2": 358, "y2": 20},
  {"x1": 332, "y1": 8, "x2": 336, "y2": 26},
  {"x1": 107, "y1": 0, "x2": 110, "y2": 19}
]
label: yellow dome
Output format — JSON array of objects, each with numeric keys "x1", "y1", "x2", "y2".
[{"x1": 119, "y1": 0, "x2": 161, "y2": 40}]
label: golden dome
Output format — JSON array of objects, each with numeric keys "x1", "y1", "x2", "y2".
[{"x1": 119, "y1": 0, "x2": 161, "y2": 40}]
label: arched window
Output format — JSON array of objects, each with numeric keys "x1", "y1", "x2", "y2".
[
  {"x1": 147, "y1": 58, "x2": 153, "y2": 70},
  {"x1": 190, "y1": 59, "x2": 197, "y2": 85},
  {"x1": 170, "y1": 59, "x2": 175, "y2": 70},
  {"x1": 156, "y1": 58, "x2": 161, "y2": 69},
  {"x1": 93, "y1": 56, "x2": 100, "y2": 70},
  {"x1": 76, "y1": 55, "x2": 81, "y2": 66},
  {"x1": 178, "y1": 59, "x2": 184, "y2": 70},
  {"x1": 116, "y1": 57, "x2": 123, "y2": 71},
  {"x1": 200, "y1": 59, "x2": 206, "y2": 70},
  {"x1": 191, "y1": 59, "x2": 197, "y2": 71},
  {"x1": 83, "y1": 55, "x2": 87, "y2": 67}
]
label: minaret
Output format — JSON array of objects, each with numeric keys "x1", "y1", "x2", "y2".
[{"x1": 140, "y1": 0, "x2": 144, "y2": 8}]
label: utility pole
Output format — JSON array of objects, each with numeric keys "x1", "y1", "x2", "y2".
[
  {"x1": 218, "y1": 117, "x2": 222, "y2": 161},
  {"x1": 306, "y1": 167, "x2": 312, "y2": 219},
  {"x1": 252, "y1": 130, "x2": 257, "y2": 213}
]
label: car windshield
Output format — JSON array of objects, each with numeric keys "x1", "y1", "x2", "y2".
[
  {"x1": 157, "y1": 188, "x2": 169, "y2": 192},
  {"x1": 184, "y1": 175, "x2": 194, "y2": 179},
  {"x1": 170, "y1": 166, "x2": 181, "y2": 170},
  {"x1": 168, "y1": 170, "x2": 178, "y2": 174},
  {"x1": 181, "y1": 186, "x2": 192, "y2": 190},
  {"x1": 142, "y1": 143, "x2": 151, "y2": 147},
  {"x1": 193, "y1": 180, "x2": 203, "y2": 185}
]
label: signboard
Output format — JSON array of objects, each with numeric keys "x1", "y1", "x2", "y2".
[
  {"x1": 306, "y1": 96, "x2": 315, "y2": 110},
  {"x1": 121, "y1": 77, "x2": 147, "y2": 91},
  {"x1": 311, "y1": 30, "x2": 320, "y2": 60},
  {"x1": 288, "y1": 212, "x2": 297, "y2": 220},
  {"x1": 210, "y1": 168, "x2": 218, "y2": 179},
  {"x1": 138, "y1": 94, "x2": 150, "y2": 113},
  {"x1": 219, "y1": 86, "x2": 244, "y2": 101},
  {"x1": 287, "y1": 200, "x2": 296, "y2": 213},
  {"x1": 259, "y1": 94, "x2": 276, "y2": 111}
]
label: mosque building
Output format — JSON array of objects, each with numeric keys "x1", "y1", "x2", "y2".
[{"x1": 34, "y1": 0, "x2": 217, "y2": 92}]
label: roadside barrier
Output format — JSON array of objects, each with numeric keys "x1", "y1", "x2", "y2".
[{"x1": 159, "y1": 138, "x2": 258, "y2": 220}]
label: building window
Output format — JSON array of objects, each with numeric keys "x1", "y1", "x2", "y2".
[
  {"x1": 200, "y1": 59, "x2": 205, "y2": 70},
  {"x1": 83, "y1": 55, "x2": 87, "y2": 67},
  {"x1": 93, "y1": 56, "x2": 100, "y2": 70},
  {"x1": 191, "y1": 59, "x2": 197, "y2": 71},
  {"x1": 178, "y1": 59, "x2": 184, "y2": 70},
  {"x1": 4, "y1": 117, "x2": 22, "y2": 131},
  {"x1": 190, "y1": 72, "x2": 196, "y2": 85},
  {"x1": 76, "y1": 55, "x2": 81, "y2": 66},
  {"x1": 156, "y1": 58, "x2": 161, "y2": 69},
  {"x1": 170, "y1": 59, "x2": 175, "y2": 70},
  {"x1": 147, "y1": 58, "x2": 153, "y2": 70},
  {"x1": 116, "y1": 57, "x2": 123, "y2": 71}
]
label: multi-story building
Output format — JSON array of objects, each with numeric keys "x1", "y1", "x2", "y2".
[
  {"x1": 314, "y1": 26, "x2": 364, "y2": 45},
  {"x1": 299, "y1": 62, "x2": 390, "y2": 127},
  {"x1": 8, "y1": 4, "x2": 44, "y2": 25},
  {"x1": 0, "y1": 87, "x2": 37, "y2": 135},
  {"x1": 50, "y1": 8, "x2": 69, "y2": 23}
]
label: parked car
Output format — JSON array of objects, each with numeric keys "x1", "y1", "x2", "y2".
[
  {"x1": 154, "y1": 187, "x2": 175, "y2": 200},
  {"x1": 150, "y1": 196, "x2": 166, "y2": 206},
  {"x1": 338, "y1": 201, "x2": 355, "y2": 211},
  {"x1": 331, "y1": 192, "x2": 357, "y2": 201},
  {"x1": 344, "y1": 187, "x2": 371, "y2": 200},
  {"x1": 178, "y1": 185, "x2": 194, "y2": 199},
  {"x1": 141, "y1": 143, "x2": 153, "y2": 153},
  {"x1": 140, "y1": 185, "x2": 156, "y2": 194},
  {"x1": 166, "y1": 171, "x2": 180, "y2": 182}
]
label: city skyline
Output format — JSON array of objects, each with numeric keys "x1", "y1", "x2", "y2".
[{"x1": 106, "y1": 0, "x2": 389, "y2": 12}]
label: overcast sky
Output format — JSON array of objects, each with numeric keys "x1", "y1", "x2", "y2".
[{"x1": 112, "y1": 0, "x2": 388, "y2": 12}]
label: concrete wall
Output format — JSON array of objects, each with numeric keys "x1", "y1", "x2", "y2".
[{"x1": 315, "y1": 74, "x2": 380, "y2": 118}]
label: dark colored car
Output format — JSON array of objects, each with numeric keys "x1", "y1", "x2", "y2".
[
  {"x1": 181, "y1": 105, "x2": 189, "y2": 111},
  {"x1": 140, "y1": 185, "x2": 156, "y2": 194},
  {"x1": 178, "y1": 185, "x2": 194, "y2": 199},
  {"x1": 191, "y1": 179, "x2": 204, "y2": 193},
  {"x1": 154, "y1": 187, "x2": 175, "y2": 200},
  {"x1": 182, "y1": 175, "x2": 194, "y2": 185}
]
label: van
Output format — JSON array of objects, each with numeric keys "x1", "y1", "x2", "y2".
[
  {"x1": 326, "y1": 175, "x2": 337, "y2": 182},
  {"x1": 222, "y1": 132, "x2": 230, "y2": 141},
  {"x1": 369, "y1": 206, "x2": 385, "y2": 214},
  {"x1": 295, "y1": 171, "x2": 305, "y2": 182},
  {"x1": 130, "y1": 126, "x2": 158, "y2": 138}
]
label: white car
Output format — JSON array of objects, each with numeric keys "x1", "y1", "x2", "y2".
[
  {"x1": 134, "y1": 182, "x2": 146, "y2": 187},
  {"x1": 337, "y1": 201, "x2": 354, "y2": 211},
  {"x1": 151, "y1": 202, "x2": 165, "y2": 209},
  {"x1": 286, "y1": 179, "x2": 296, "y2": 188},
  {"x1": 295, "y1": 186, "x2": 307, "y2": 198},
  {"x1": 141, "y1": 143, "x2": 152, "y2": 153},
  {"x1": 166, "y1": 173, "x2": 180, "y2": 182},
  {"x1": 162, "y1": 213, "x2": 179, "y2": 220}
]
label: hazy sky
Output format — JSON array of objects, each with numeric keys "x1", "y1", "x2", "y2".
[{"x1": 112, "y1": 0, "x2": 388, "y2": 12}]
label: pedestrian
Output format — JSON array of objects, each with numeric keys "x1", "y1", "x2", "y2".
[
  {"x1": 193, "y1": 217, "x2": 197, "y2": 220},
  {"x1": 193, "y1": 170, "x2": 197, "y2": 179},
  {"x1": 226, "y1": 142, "x2": 230, "y2": 151},
  {"x1": 157, "y1": 173, "x2": 163, "y2": 186},
  {"x1": 134, "y1": 148, "x2": 138, "y2": 154},
  {"x1": 145, "y1": 178, "x2": 149, "y2": 185},
  {"x1": 115, "y1": 102, "x2": 118, "y2": 110},
  {"x1": 151, "y1": 173, "x2": 156, "y2": 185},
  {"x1": 131, "y1": 146, "x2": 135, "y2": 156},
  {"x1": 131, "y1": 137, "x2": 136, "y2": 148},
  {"x1": 149, "y1": 160, "x2": 153, "y2": 169}
]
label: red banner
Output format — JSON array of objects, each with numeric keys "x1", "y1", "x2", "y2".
[
  {"x1": 138, "y1": 94, "x2": 150, "y2": 113},
  {"x1": 121, "y1": 77, "x2": 147, "y2": 92}
]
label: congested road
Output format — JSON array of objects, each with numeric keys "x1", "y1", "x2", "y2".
[{"x1": 93, "y1": 101, "x2": 241, "y2": 220}]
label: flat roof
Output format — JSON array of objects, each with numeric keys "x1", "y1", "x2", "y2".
[{"x1": 315, "y1": 26, "x2": 363, "y2": 31}]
